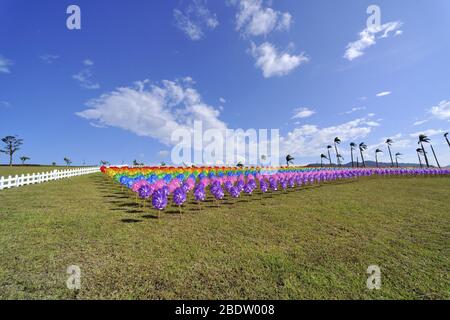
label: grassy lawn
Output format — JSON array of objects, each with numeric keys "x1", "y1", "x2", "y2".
[
  {"x1": 0, "y1": 166, "x2": 87, "y2": 177},
  {"x1": 0, "y1": 173, "x2": 449, "y2": 299}
]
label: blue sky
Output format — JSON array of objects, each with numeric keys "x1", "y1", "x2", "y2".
[{"x1": 1, "y1": 0, "x2": 449, "y2": 166}]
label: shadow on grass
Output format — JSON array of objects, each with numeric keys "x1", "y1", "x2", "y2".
[
  {"x1": 125, "y1": 209, "x2": 144, "y2": 214},
  {"x1": 142, "y1": 214, "x2": 159, "y2": 220},
  {"x1": 121, "y1": 218, "x2": 142, "y2": 223}
]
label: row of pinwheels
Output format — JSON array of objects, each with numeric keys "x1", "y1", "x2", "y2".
[{"x1": 101, "y1": 166, "x2": 449, "y2": 216}]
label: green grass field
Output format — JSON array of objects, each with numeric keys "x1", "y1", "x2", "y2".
[
  {"x1": 0, "y1": 173, "x2": 449, "y2": 299},
  {"x1": 0, "y1": 166, "x2": 87, "y2": 177}
]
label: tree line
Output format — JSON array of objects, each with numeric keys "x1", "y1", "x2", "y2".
[{"x1": 283, "y1": 132, "x2": 449, "y2": 168}]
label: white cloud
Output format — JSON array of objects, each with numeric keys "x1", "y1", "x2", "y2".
[
  {"x1": 0, "y1": 55, "x2": 13, "y2": 73},
  {"x1": 158, "y1": 150, "x2": 170, "y2": 158},
  {"x1": 0, "y1": 101, "x2": 11, "y2": 108},
  {"x1": 413, "y1": 119, "x2": 429, "y2": 126},
  {"x1": 292, "y1": 107, "x2": 315, "y2": 119},
  {"x1": 366, "y1": 133, "x2": 413, "y2": 155},
  {"x1": 72, "y1": 69, "x2": 100, "y2": 89},
  {"x1": 89, "y1": 122, "x2": 106, "y2": 128},
  {"x1": 376, "y1": 91, "x2": 391, "y2": 97},
  {"x1": 174, "y1": 0, "x2": 219, "y2": 40},
  {"x1": 76, "y1": 78, "x2": 227, "y2": 146},
  {"x1": 366, "y1": 121, "x2": 380, "y2": 127},
  {"x1": 342, "y1": 106, "x2": 366, "y2": 115},
  {"x1": 429, "y1": 100, "x2": 450, "y2": 121},
  {"x1": 250, "y1": 42, "x2": 308, "y2": 78},
  {"x1": 234, "y1": 0, "x2": 292, "y2": 36},
  {"x1": 72, "y1": 60, "x2": 99, "y2": 90},
  {"x1": 344, "y1": 21, "x2": 402, "y2": 61},
  {"x1": 219, "y1": 97, "x2": 226, "y2": 104},
  {"x1": 277, "y1": 12, "x2": 292, "y2": 31},
  {"x1": 40, "y1": 54, "x2": 60, "y2": 64},
  {"x1": 280, "y1": 117, "x2": 377, "y2": 157},
  {"x1": 83, "y1": 59, "x2": 94, "y2": 66}
]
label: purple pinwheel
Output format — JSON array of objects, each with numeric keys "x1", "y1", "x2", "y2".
[
  {"x1": 173, "y1": 187, "x2": 187, "y2": 206},
  {"x1": 289, "y1": 178, "x2": 296, "y2": 188},
  {"x1": 224, "y1": 181, "x2": 233, "y2": 192},
  {"x1": 138, "y1": 184, "x2": 152, "y2": 199},
  {"x1": 236, "y1": 180, "x2": 245, "y2": 192},
  {"x1": 152, "y1": 189, "x2": 168, "y2": 211},
  {"x1": 248, "y1": 179, "x2": 257, "y2": 189},
  {"x1": 211, "y1": 185, "x2": 225, "y2": 201},
  {"x1": 243, "y1": 183, "x2": 253, "y2": 195},
  {"x1": 161, "y1": 185, "x2": 170, "y2": 197},
  {"x1": 173, "y1": 187, "x2": 187, "y2": 217},
  {"x1": 260, "y1": 180, "x2": 269, "y2": 193},
  {"x1": 194, "y1": 187, "x2": 206, "y2": 202},
  {"x1": 230, "y1": 186, "x2": 240, "y2": 198},
  {"x1": 280, "y1": 180, "x2": 288, "y2": 191},
  {"x1": 181, "y1": 182, "x2": 190, "y2": 193},
  {"x1": 269, "y1": 178, "x2": 278, "y2": 191}
]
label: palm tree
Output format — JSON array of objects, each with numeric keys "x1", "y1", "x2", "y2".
[
  {"x1": 395, "y1": 153, "x2": 402, "y2": 168},
  {"x1": 63, "y1": 157, "x2": 72, "y2": 167},
  {"x1": 418, "y1": 134, "x2": 430, "y2": 168},
  {"x1": 286, "y1": 154, "x2": 294, "y2": 166},
  {"x1": 418, "y1": 134, "x2": 440, "y2": 168},
  {"x1": 359, "y1": 143, "x2": 368, "y2": 167},
  {"x1": 20, "y1": 156, "x2": 30, "y2": 165},
  {"x1": 337, "y1": 154, "x2": 345, "y2": 166},
  {"x1": 385, "y1": 139, "x2": 394, "y2": 167},
  {"x1": 416, "y1": 148, "x2": 424, "y2": 168},
  {"x1": 326, "y1": 145, "x2": 333, "y2": 166},
  {"x1": 350, "y1": 142, "x2": 356, "y2": 168},
  {"x1": 430, "y1": 144, "x2": 441, "y2": 168},
  {"x1": 375, "y1": 148, "x2": 383, "y2": 168},
  {"x1": 445, "y1": 132, "x2": 450, "y2": 148},
  {"x1": 320, "y1": 154, "x2": 328, "y2": 167},
  {"x1": 334, "y1": 137, "x2": 341, "y2": 166}
]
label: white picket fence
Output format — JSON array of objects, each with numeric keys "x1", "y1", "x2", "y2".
[{"x1": 0, "y1": 167, "x2": 100, "y2": 190}]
